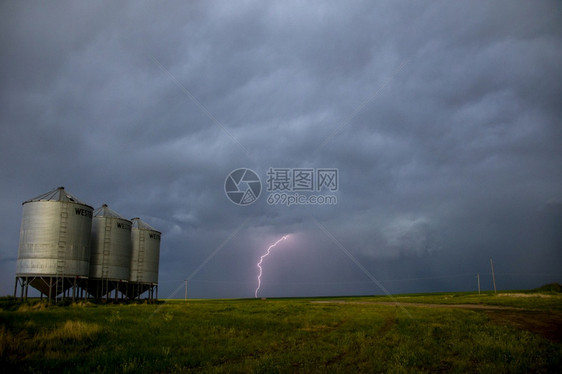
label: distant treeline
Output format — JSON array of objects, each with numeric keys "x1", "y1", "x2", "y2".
[{"x1": 535, "y1": 283, "x2": 562, "y2": 293}]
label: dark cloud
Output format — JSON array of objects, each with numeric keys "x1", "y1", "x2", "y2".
[{"x1": 1, "y1": 1, "x2": 561, "y2": 298}]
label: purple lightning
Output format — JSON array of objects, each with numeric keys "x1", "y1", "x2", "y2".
[{"x1": 255, "y1": 235, "x2": 288, "y2": 298}]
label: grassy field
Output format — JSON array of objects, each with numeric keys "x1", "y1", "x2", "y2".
[{"x1": 1, "y1": 289, "x2": 561, "y2": 373}]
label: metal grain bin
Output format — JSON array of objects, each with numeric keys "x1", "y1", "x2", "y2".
[
  {"x1": 89, "y1": 204, "x2": 132, "y2": 281},
  {"x1": 129, "y1": 217, "x2": 161, "y2": 284},
  {"x1": 16, "y1": 187, "x2": 93, "y2": 297}
]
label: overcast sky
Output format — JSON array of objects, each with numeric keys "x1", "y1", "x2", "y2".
[{"x1": 1, "y1": 1, "x2": 561, "y2": 298}]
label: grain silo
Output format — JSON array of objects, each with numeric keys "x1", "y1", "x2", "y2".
[
  {"x1": 126, "y1": 217, "x2": 161, "y2": 300},
  {"x1": 14, "y1": 187, "x2": 93, "y2": 302},
  {"x1": 87, "y1": 204, "x2": 132, "y2": 300}
]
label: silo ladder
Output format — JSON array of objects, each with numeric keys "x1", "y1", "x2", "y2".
[
  {"x1": 101, "y1": 220, "x2": 111, "y2": 298},
  {"x1": 136, "y1": 234, "x2": 145, "y2": 297},
  {"x1": 55, "y1": 207, "x2": 68, "y2": 302}
]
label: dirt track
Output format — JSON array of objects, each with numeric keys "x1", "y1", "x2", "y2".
[
  {"x1": 484, "y1": 309, "x2": 562, "y2": 343},
  {"x1": 311, "y1": 300, "x2": 562, "y2": 342}
]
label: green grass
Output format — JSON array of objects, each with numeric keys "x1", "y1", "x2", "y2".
[
  {"x1": 350, "y1": 289, "x2": 562, "y2": 310},
  {"x1": 1, "y1": 292, "x2": 561, "y2": 373}
]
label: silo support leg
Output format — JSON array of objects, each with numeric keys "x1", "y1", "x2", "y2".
[
  {"x1": 48, "y1": 278, "x2": 52, "y2": 303},
  {"x1": 72, "y1": 277, "x2": 76, "y2": 301},
  {"x1": 24, "y1": 277, "x2": 29, "y2": 300},
  {"x1": 13, "y1": 277, "x2": 18, "y2": 298}
]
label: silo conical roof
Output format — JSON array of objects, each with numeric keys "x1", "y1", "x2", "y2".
[
  {"x1": 93, "y1": 204, "x2": 127, "y2": 219},
  {"x1": 24, "y1": 186, "x2": 92, "y2": 208},
  {"x1": 131, "y1": 217, "x2": 160, "y2": 233}
]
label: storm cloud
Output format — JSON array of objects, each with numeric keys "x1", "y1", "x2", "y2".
[{"x1": 1, "y1": 1, "x2": 561, "y2": 298}]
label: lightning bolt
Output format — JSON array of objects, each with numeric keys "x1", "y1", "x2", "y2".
[{"x1": 255, "y1": 235, "x2": 288, "y2": 298}]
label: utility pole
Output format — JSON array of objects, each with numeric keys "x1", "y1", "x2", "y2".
[
  {"x1": 477, "y1": 273, "x2": 480, "y2": 295},
  {"x1": 490, "y1": 257, "x2": 497, "y2": 295},
  {"x1": 184, "y1": 279, "x2": 188, "y2": 301}
]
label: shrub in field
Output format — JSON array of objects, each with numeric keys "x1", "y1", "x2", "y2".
[{"x1": 38, "y1": 320, "x2": 101, "y2": 342}]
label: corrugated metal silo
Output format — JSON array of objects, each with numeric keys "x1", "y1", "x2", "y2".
[
  {"x1": 127, "y1": 217, "x2": 161, "y2": 299},
  {"x1": 88, "y1": 204, "x2": 132, "y2": 299},
  {"x1": 129, "y1": 217, "x2": 161, "y2": 283},
  {"x1": 15, "y1": 187, "x2": 93, "y2": 300}
]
